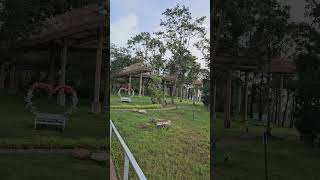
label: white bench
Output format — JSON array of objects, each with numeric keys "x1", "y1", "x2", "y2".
[
  {"x1": 121, "y1": 97, "x2": 131, "y2": 103},
  {"x1": 34, "y1": 112, "x2": 68, "y2": 131}
]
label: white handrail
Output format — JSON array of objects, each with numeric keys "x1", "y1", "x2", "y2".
[{"x1": 110, "y1": 120, "x2": 147, "y2": 180}]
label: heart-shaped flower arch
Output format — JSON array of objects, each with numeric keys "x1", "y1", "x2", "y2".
[
  {"x1": 118, "y1": 87, "x2": 134, "y2": 98},
  {"x1": 25, "y1": 82, "x2": 78, "y2": 116}
]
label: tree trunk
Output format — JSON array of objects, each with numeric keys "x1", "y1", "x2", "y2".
[
  {"x1": 258, "y1": 73, "x2": 263, "y2": 122},
  {"x1": 281, "y1": 89, "x2": 290, "y2": 127}
]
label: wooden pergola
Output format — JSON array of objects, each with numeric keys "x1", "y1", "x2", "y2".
[
  {"x1": 116, "y1": 63, "x2": 152, "y2": 96},
  {"x1": 14, "y1": 3, "x2": 108, "y2": 113},
  {"x1": 213, "y1": 55, "x2": 296, "y2": 128}
]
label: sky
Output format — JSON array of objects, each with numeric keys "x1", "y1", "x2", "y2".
[{"x1": 110, "y1": 0, "x2": 210, "y2": 69}]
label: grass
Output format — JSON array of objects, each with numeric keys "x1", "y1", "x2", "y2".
[
  {"x1": 0, "y1": 93, "x2": 107, "y2": 178},
  {"x1": 111, "y1": 94, "x2": 203, "y2": 106},
  {"x1": 111, "y1": 95, "x2": 320, "y2": 180},
  {"x1": 0, "y1": 154, "x2": 106, "y2": 180},
  {"x1": 214, "y1": 140, "x2": 320, "y2": 180},
  {"x1": 111, "y1": 101, "x2": 210, "y2": 179},
  {"x1": 212, "y1": 114, "x2": 320, "y2": 180},
  {"x1": 0, "y1": 94, "x2": 107, "y2": 149}
]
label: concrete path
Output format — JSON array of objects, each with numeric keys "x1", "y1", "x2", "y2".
[
  {"x1": 0, "y1": 148, "x2": 72, "y2": 154},
  {"x1": 111, "y1": 105, "x2": 192, "y2": 111}
]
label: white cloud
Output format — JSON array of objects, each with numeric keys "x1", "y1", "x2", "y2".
[{"x1": 110, "y1": 14, "x2": 138, "y2": 47}]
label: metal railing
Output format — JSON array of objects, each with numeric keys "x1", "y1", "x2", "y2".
[{"x1": 110, "y1": 120, "x2": 147, "y2": 180}]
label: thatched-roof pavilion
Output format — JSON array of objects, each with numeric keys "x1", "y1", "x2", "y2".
[
  {"x1": 213, "y1": 54, "x2": 296, "y2": 128},
  {"x1": 1, "y1": 3, "x2": 109, "y2": 113},
  {"x1": 115, "y1": 63, "x2": 152, "y2": 96}
]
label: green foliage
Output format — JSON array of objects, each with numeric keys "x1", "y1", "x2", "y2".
[
  {"x1": 202, "y1": 78, "x2": 210, "y2": 107},
  {"x1": 148, "y1": 75, "x2": 165, "y2": 102},
  {"x1": 305, "y1": 0, "x2": 320, "y2": 27},
  {"x1": 127, "y1": 32, "x2": 166, "y2": 74},
  {"x1": 217, "y1": 0, "x2": 291, "y2": 61},
  {"x1": 110, "y1": 43, "x2": 140, "y2": 73},
  {"x1": 294, "y1": 54, "x2": 320, "y2": 145},
  {"x1": 157, "y1": 4, "x2": 204, "y2": 81}
]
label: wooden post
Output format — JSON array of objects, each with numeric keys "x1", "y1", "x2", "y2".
[
  {"x1": 278, "y1": 74, "x2": 283, "y2": 124},
  {"x1": 9, "y1": 64, "x2": 16, "y2": 90},
  {"x1": 139, "y1": 72, "x2": 142, "y2": 96},
  {"x1": 224, "y1": 69, "x2": 232, "y2": 128},
  {"x1": 128, "y1": 74, "x2": 132, "y2": 95},
  {"x1": 58, "y1": 38, "x2": 68, "y2": 106},
  {"x1": 243, "y1": 72, "x2": 248, "y2": 122},
  {"x1": 92, "y1": 27, "x2": 104, "y2": 113},
  {"x1": 48, "y1": 46, "x2": 55, "y2": 85},
  {"x1": 142, "y1": 81, "x2": 145, "y2": 96},
  {"x1": 0, "y1": 63, "x2": 8, "y2": 89},
  {"x1": 103, "y1": 52, "x2": 110, "y2": 113},
  {"x1": 212, "y1": 79, "x2": 217, "y2": 120},
  {"x1": 164, "y1": 81, "x2": 167, "y2": 97}
]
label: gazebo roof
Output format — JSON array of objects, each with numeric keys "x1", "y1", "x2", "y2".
[
  {"x1": 162, "y1": 74, "x2": 177, "y2": 82},
  {"x1": 117, "y1": 63, "x2": 152, "y2": 76},
  {"x1": 193, "y1": 80, "x2": 203, "y2": 85},
  {"x1": 214, "y1": 55, "x2": 296, "y2": 73},
  {"x1": 18, "y1": 3, "x2": 108, "y2": 51}
]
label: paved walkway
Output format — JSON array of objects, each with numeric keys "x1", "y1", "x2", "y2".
[
  {"x1": 0, "y1": 148, "x2": 72, "y2": 154},
  {"x1": 111, "y1": 105, "x2": 192, "y2": 111}
]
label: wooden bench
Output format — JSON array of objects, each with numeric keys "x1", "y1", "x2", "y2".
[{"x1": 34, "y1": 112, "x2": 68, "y2": 131}]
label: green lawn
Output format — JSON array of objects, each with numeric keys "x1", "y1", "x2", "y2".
[
  {"x1": 0, "y1": 94, "x2": 107, "y2": 149},
  {"x1": 111, "y1": 99, "x2": 210, "y2": 179},
  {"x1": 111, "y1": 94, "x2": 203, "y2": 107},
  {"x1": 0, "y1": 154, "x2": 106, "y2": 180},
  {"x1": 0, "y1": 93, "x2": 107, "y2": 179},
  {"x1": 213, "y1": 118, "x2": 320, "y2": 180},
  {"x1": 111, "y1": 95, "x2": 320, "y2": 180}
]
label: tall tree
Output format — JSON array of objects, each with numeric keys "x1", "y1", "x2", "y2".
[
  {"x1": 305, "y1": 0, "x2": 320, "y2": 27},
  {"x1": 127, "y1": 32, "x2": 166, "y2": 74},
  {"x1": 156, "y1": 4, "x2": 206, "y2": 102},
  {"x1": 156, "y1": 4, "x2": 206, "y2": 81}
]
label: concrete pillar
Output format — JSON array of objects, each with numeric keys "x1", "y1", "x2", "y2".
[
  {"x1": 58, "y1": 39, "x2": 68, "y2": 106},
  {"x1": 92, "y1": 27, "x2": 104, "y2": 113},
  {"x1": 242, "y1": 72, "x2": 248, "y2": 122},
  {"x1": 139, "y1": 72, "x2": 142, "y2": 96},
  {"x1": 224, "y1": 69, "x2": 232, "y2": 128}
]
